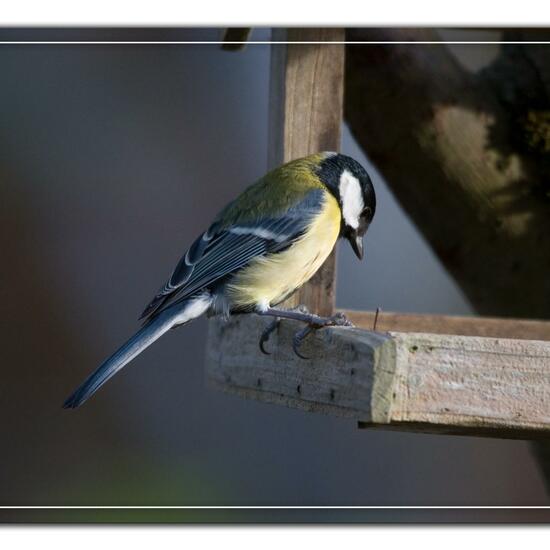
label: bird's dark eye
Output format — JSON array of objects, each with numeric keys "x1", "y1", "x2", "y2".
[{"x1": 361, "y1": 206, "x2": 372, "y2": 219}]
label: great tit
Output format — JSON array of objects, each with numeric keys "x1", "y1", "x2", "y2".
[{"x1": 63, "y1": 152, "x2": 376, "y2": 408}]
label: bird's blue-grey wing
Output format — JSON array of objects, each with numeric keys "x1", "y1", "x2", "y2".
[{"x1": 140, "y1": 189, "x2": 325, "y2": 320}]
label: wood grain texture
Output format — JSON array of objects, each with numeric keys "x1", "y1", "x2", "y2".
[
  {"x1": 206, "y1": 315, "x2": 394, "y2": 422},
  {"x1": 206, "y1": 316, "x2": 550, "y2": 439},
  {"x1": 345, "y1": 310, "x2": 550, "y2": 341},
  {"x1": 369, "y1": 331, "x2": 550, "y2": 438},
  {"x1": 268, "y1": 28, "x2": 345, "y2": 316}
]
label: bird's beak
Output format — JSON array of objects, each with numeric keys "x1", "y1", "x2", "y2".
[{"x1": 348, "y1": 233, "x2": 364, "y2": 260}]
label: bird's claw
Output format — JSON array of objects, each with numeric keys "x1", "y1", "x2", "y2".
[
  {"x1": 259, "y1": 318, "x2": 281, "y2": 355},
  {"x1": 326, "y1": 311, "x2": 354, "y2": 328},
  {"x1": 258, "y1": 307, "x2": 353, "y2": 359},
  {"x1": 292, "y1": 325, "x2": 314, "y2": 359},
  {"x1": 291, "y1": 311, "x2": 354, "y2": 359}
]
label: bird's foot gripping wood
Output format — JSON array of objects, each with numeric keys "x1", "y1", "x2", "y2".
[
  {"x1": 258, "y1": 305, "x2": 354, "y2": 359},
  {"x1": 258, "y1": 304, "x2": 309, "y2": 355},
  {"x1": 259, "y1": 318, "x2": 281, "y2": 355}
]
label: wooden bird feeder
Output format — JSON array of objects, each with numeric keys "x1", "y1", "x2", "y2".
[{"x1": 206, "y1": 29, "x2": 550, "y2": 440}]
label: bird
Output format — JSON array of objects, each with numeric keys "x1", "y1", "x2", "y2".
[{"x1": 63, "y1": 152, "x2": 376, "y2": 408}]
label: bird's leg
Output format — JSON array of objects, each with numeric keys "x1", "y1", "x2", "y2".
[
  {"x1": 258, "y1": 306, "x2": 354, "y2": 358},
  {"x1": 260, "y1": 306, "x2": 354, "y2": 328},
  {"x1": 257, "y1": 305, "x2": 309, "y2": 355}
]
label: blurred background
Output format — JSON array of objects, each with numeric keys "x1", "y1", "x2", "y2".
[{"x1": 1, "y1": 27, "x2": 549, "y2": 518}]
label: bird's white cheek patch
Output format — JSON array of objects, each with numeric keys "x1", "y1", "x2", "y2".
[{"x1": 339, "y1": 169, "x2": 364, "y2": 229}]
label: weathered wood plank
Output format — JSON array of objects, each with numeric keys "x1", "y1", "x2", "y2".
[
  {"x1": 345, "y1": 310, "x2": 550, "y2": 341},
  {"x1": 386, "y1": 331, "x2": 550, "y2": 438},
  {"x1": 206, "y1": 315, "x2": 550, "y2": 440},
  {"x1": 207, "y1": 315, "x2": 394, "y2": 422},
  {"x1": 268, "y1": 28, "x2": 345, "y2": 316}
]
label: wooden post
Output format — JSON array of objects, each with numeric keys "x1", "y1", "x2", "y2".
[
  {"x1": 268, "y1": 28, "x2": 345, "y2": 316},
  {"x1": 206, "y1": 315, "x2": 550, "y2": 440},
  {"x1": 345, "y1": 310, "x2": 550, "y2": 341}
]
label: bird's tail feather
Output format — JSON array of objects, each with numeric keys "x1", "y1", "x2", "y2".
[{"x1": 63, "y1": 294, "x2": 211, "y2": 409}]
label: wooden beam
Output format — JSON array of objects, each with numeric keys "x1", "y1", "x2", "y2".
[
  {"x1": 207, "y1": 315, "x2": 393, "y2": 422},
  {"x1": 345, "y1": 310, "x2": 550, "y2": 341},
  {"x1": 206, "y1": 315, "x2": 550, "y2": 440},
  {"x1": 268, "y1": 28, "x2": 345, "y2": 316}
]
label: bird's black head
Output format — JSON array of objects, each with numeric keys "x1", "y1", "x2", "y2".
[{"x1": 317, "y1": 152, "x2": 376, "y2": 260}]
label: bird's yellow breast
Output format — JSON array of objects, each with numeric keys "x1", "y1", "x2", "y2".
[{"x1": 226, "y1": 192, "x2": 341, "y2": 310}]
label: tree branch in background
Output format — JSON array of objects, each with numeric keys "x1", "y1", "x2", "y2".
[
  {"x1": 345, "y1": 28, "x2": 550, "y2": 319},
  {"x1": 345, "y1": 27, "x2": 550, "y2": 492}
]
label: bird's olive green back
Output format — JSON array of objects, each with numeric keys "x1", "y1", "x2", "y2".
[{"x1": 215, "y1": 153, "x2": 327, "y2": 227}]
